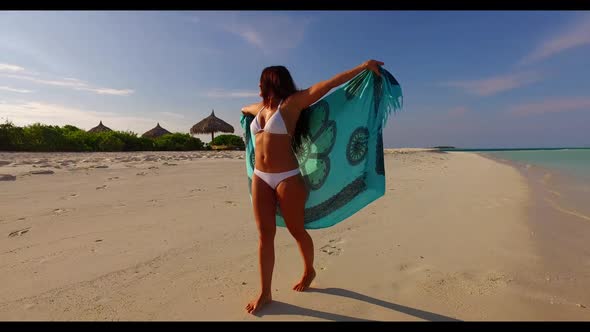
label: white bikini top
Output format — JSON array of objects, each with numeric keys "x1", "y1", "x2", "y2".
[{"x1": 250, "y1": 100, "x2": 289, "y2": 136}]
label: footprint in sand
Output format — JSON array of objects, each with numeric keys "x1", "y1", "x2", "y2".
[
  {"x1": 224, "y1": 200, "x2": 237, "y2": 206},
  {"x1": 61, "y1": 193, "x2": 79, "y2": 200},
  {"x1": 320, "y1": 243, "x2": 343, "y2": 256},
  {"x1": 29, "y1": 170, "x2": 55, "y2": 175},
  {"x1": 329, "y1": 238, "x2": 346, "y2": 245},
  {"x1": 0, "y1": 174, "x2": 16, "y2": 181},
  {"x1": 22, "y1": 302, "x2": 39, "y2": 310},
  {"x1": 8, "y1": 227, "x2": 31, "y2": 238},
  {"x1": 163, "y1": 162, "x2": 177, "y2": 166},
  {"x1": 136, "y1": 172, "x2": 147, "y2": 176},
  {"x1": 398, "y1": 262, "x2": 425, "y2": 274},
  {"x1": 148, "y1": 166, "x2": 159, "y2": 170},
  {"x1": 107, "y1": 176, "x2": 120, "y2": 181},
  {"x1": 52, "y1": 208, "x2": 72, "y2": 215},
  {"x1": 96, "y1": 185, "x2": 107, "y2": 190},
  {"x1": 420, "y1": 270, "x2": 510, "y2": 300}
]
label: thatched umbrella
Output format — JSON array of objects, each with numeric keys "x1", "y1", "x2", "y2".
[
  {"x1": 190, "y1": 109, "x2": 234, "y2": 142},
  {"x1": 142, "y1": 123, "x2": 171, "y2": 138},
  {"x1": 87, "y1": 121, "x2": 112, "y2": 133}
]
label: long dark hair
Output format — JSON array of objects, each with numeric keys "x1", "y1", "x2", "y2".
[{"x1": 259, "y1": 66, "x2": 310, "y2": 154}]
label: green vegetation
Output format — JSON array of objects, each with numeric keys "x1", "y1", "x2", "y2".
[
  {"x1": 0, "y1": 122, "x2": 205, "y2": 152},
  {"x1": 211, "y1": 134, "x2": 245, "y2": 150}
]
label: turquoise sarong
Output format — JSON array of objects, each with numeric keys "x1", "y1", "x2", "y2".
[{"x1": 240, "y1": 67, "x2": 403, "y2": 229}]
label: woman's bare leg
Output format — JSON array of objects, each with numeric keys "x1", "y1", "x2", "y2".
[
  {"x1": 245, "y1": 174, "x2": 278, "y2": 314},
  {"x1": 276, "y1": 174, "x2": 316, "y2": 292}
]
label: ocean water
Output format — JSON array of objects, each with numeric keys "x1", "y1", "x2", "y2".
[
  {"x1": 465, "y1": 149, "x2": 590, "y2": 280},
  {"x1": 463, "y1": 148, "x2": 590, "y2": 224},
  {"x1": 440, "y1": 148, "x2": 590, "y2": 180},
  {"x1": 483, "y1": 149, "x2": 590, "y2": 181}
]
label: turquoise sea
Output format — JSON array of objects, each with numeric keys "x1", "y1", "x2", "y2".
[
  {"x1": 443, "y1": 148, "x2": 590, "y2": 181},
  {"x1": 444, "y1": 147, "x2": 590, "y2": 223}
]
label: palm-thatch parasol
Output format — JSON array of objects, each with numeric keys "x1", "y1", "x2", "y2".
[
  {"x1": 87, "y1": 121, "x2": 112, "y2": 133},
  {"x1": 142, "y1": 123, "x2": 171, "y2": 139},
  {"x1": 190, "y1": 109, "x2": 234, "y2": 142}
]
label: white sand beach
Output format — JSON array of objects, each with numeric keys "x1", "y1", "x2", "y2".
[{"x1": 1, "y1": 150, "x2": 589, "y2": 321}]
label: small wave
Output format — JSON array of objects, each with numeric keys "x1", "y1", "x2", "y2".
[{"x1": 544, "y1": 198, "x2": 590, "y2": 222}]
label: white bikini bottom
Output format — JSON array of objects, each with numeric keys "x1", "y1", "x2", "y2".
[{"x1": 253, "y1": 168, "x2": 301, "y2": 190}]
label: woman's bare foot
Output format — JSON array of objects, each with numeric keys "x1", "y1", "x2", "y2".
[
  {"x1": 245, "y1": 292, "x2": 272, "y2": 314},
  {"x1": 293, "y1": 269, "x2": 316, "y2": 292}
]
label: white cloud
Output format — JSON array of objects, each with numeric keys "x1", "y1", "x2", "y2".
[
  {"x1": 3, "y1": 73, "x2": 85, "y2": 88},
  {"x1": 0, "y1": 86, "x2": 32, "y2": 93},
  {"x1": 521, "y1": 14, "x2": 590, "y2": 65},
  {"x1": 509, "y1": 97, "x2": 590, "y2": 116},
  {"x1": 195, "y1": 12, "x2": 312, "y2": 55},
  {"x1": 0, "y1": 64, "x2": 134, "y2": 96},
  {"x1": 78, "y1": 87, "x2": 134, "y2": 96},
  {"x1": 231, "y1": 28, "x2": 265, "y2": 49},
  {"x1": 0, "y1": 101, "x2": 188, "y2": 134},
  {"x1": 0, "y1": 63, "x2": 25, "y2": 72},
  {"x1": 441, "y1": 71, "x2": 542, "y2": 96},
  {"x1": 205, "y1": 89, "x2": 259, "y2": 98},
  {"x1": 2, "y1": 73, "x2": 134, "y2": 96}
]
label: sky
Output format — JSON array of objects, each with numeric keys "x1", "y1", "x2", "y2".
[{"x1": 0, "y1": 11, "x2": 589, "y2": 149}]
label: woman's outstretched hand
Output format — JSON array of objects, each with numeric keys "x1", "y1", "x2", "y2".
[
  {"x1": 363, "y1": 59, "x2": 384, "y2": 76},
  {"x1": 288, "y1": 59, "x2": 386, "y2": 112}
]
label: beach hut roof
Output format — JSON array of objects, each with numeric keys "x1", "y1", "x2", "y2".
[
  {"x1": 142, "y1": 123, "x2": 172, "y2": 138},
  {"x1": 190, "y1": 110, "x2": 234, "y2": 141},
  {"x1": 87, "y1": 121, "x2": 112, "y2": 133}
]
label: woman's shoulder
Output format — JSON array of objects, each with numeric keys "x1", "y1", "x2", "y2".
[{"x1": 282, "y1": 93, "x2": 303, "y2": 112}]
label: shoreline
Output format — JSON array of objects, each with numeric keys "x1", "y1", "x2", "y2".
[{"x1": 475, "y1": 152, "x2": 590, "y2": 314}]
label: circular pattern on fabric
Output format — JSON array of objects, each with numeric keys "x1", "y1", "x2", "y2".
[
  {"x1": 346, "y1": 127, "x2": 369, "y2": 166},
  {"x1": 296, "y1": 141, "x2": 311, "y2": 165}
]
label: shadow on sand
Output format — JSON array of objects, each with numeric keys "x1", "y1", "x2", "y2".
[{"x1": 255, "y1": 287, "x2": 461, "y2": 321}]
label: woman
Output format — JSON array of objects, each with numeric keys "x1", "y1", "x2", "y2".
[{"x1": 241, "y1": 59, "x2": 384, "y2": 314}]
